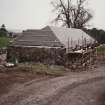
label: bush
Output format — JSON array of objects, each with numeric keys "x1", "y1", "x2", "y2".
[{"x1": 0, "y1": 37, "x2": 10, "y2": 48}]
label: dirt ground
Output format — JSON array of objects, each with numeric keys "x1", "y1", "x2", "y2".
[
  {"x1": 0, "y1": 61, "x2": 105, "y2": 105},
  {"x1": 0, "y1": 70, "x2": 52, "y2": 96}
]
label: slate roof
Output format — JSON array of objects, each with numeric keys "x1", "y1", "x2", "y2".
[
  {"x1": 12, "y1": 30, "x2": 64, "y2": 48},
  {"x1": 12, "y1": 26, "x2": 95, "y2": 48}
]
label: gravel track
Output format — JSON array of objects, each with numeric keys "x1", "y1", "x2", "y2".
[{"x1": 0, "y1": 69, "x2": 105, "y2": 105}]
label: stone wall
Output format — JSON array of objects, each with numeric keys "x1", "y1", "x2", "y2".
[
  {"x1": 7, "y1": 46, "x2": 96, "y2": 71},
  {"x1": 7, "y1": 46, "x2": 66, "y2": 65},
  {"x1": 65, "y1": 49, "x2": 96, "y2": 71}
]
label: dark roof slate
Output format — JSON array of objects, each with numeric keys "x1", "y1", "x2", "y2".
[{"x1": 12, "y1": 30, "x2": 64, "y2": 47}]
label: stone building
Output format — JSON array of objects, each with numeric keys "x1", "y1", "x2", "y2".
[{"x1": 7, "y1": 26, "x2": 95, "y2": 65}]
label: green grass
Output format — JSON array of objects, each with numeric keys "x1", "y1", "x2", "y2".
[
  {"x1": 17, "y1": 63, "x2": 66, "y2": 76},
  {"x1": 0, "y1": 37, "x2": 10, "y2": 48},
  {"x1": 96, "y1": 45, "x2": 105, "y2": 53}
]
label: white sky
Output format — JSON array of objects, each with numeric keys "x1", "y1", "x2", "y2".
[{"x1": 0, "y1": 0, "x2": 105, "y2": 30}]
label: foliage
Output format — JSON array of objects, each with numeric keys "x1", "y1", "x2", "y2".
[
  {"x1": 51, "y1": 0, "x2": 92, "y2": 29},
  {"x1": 0, "y1": 24, "x2": 12, "y2": 48},
  {"x1": 0, "y1": 31, "x2": 7, "y2": 37},
  {"x1": 0, "y1": 37, "x2": 10, "y2": 48},
  {"x1": 0, "y1": 24, "x2": 8, "y2": 37},
  {"x1": 84, "y1": 28, "x2": 105, "y2": 44}
]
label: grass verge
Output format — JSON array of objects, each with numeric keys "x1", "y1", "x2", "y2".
[
  {"x1": 17, "y1": 63, "x2": 66, "y2": 76},
  {"x1": 96, "y1": 44, "x2": 105, "y2": 53}
]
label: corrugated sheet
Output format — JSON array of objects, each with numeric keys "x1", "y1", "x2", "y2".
[{"x1": 43, "y1": 26, "x2": 95, "y2": 48}]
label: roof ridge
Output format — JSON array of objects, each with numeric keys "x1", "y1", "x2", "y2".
[{"x1": 47, "y1": 25, "x2": 81, "y2": 31}]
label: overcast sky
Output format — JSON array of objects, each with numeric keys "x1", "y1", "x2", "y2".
[{"x1": 0, "y1": 0, "x2": 105, "y2": 31}]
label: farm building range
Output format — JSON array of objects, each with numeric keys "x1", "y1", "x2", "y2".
[{"x1": 7, "y1": 26, "x2": 96, "y2": 68}]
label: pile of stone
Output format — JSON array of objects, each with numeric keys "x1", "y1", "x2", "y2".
[{"x1": 65, "y1": 48, "x2": 96, "y2": 71}]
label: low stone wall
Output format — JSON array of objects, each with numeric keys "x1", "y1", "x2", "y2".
[
  {"x1": 7, "y1": 46, "x2": 66, "y2": 65},
  {"x1": 7, "y1": 46, "x2": 96, "y2": 71},
  {"x1": 65, "y1": 49, "x2": 96, "y2": 71}
]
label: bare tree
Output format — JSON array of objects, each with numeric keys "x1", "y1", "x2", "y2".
[{"x1": 51, "y1": 0, "x2": 92, "y2": 29}]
